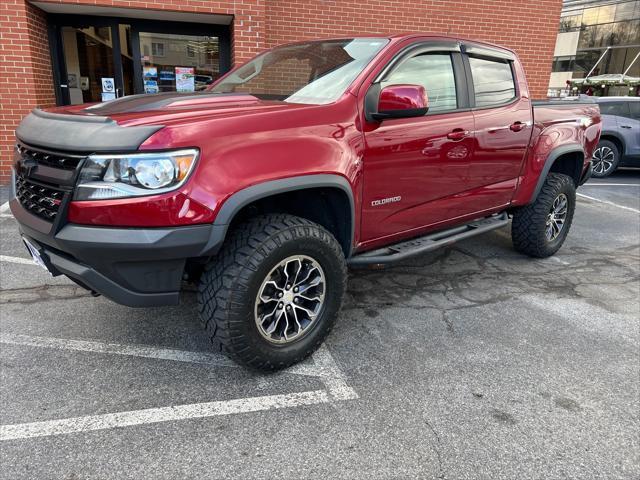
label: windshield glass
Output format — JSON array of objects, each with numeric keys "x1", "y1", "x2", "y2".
[{"x1": 208, "y1": 38, "x2": 389, "y2": 104}]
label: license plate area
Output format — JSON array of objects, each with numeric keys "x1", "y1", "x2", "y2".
[{"x1": 22, "y1": 237, "x2": 54, "y2": 275}]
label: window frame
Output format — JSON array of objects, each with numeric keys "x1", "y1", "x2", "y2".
[
  {"x1": 461, "y1": 46, "x2": 519, "y2": 111},
  {"x1": 366, "y1": 40, "x2": 471, "y2": 120},
  {"x1": 151, "y1": 42, "x2": 165, "y2": 57}
]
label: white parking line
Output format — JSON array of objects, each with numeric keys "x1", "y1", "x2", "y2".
[
  {"x1": 0, "y1": 391, "x2": 329, "y2": 441},
  {"x1": 0, "y1": 201, "x2": 10, "y2": 213},
  {"x1": 0, "y1": 334, "x2": 358, "y2": 440},
  {"x1": 584, "y1": 183, "x2": 639, "y2": 187},
  {"x1": 577, "y1": 193, "x2": 640, "y2": 214},
  {"x1": 0, "y1": 333, "x2": 238, "y2": 368},
  {"x1": 0, "y1": 255, "x2": 36, "y2": 266}
]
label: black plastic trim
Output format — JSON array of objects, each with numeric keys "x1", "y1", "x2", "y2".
[
  {"x1": 12, "y1": 197, "x2": 217, "y2": 307},
  {"x1": 579, "y1": 160, "x2": 592, "y2": 186},
  {"x1": 204, "y1": 174, "x2": 356, "y2": 256},
  {"x1": 47, "y1": 249, "x2": 180, "y2": 307},
  {"x1": 530, "y1": 144, "x2": 585, "y2": 202},
  {"x1": 348, "y1": 213, "x2": 509, "y2": 266},
  {"x1": 16, "y1": 109, "x2": 163, "y2": 153}
]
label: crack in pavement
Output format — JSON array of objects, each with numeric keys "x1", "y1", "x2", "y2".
[
  {"x1": 0, "y1": 284, "x2": 92, "y2": 304},
  {"x1": 422, "y1": 415, "x2": 446, "y2": 480}
]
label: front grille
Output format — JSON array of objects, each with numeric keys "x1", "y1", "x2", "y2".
[
  {"x1": 15, "y1": 174, "x2": 65, "y2": 221},
  {"x1": 16, "y1": 144, "x2": 82, "y2": 171}
]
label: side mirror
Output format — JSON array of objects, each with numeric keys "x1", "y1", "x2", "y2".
[{"x1": 372, "y1": 84, "x2": 429, "y2": 121}]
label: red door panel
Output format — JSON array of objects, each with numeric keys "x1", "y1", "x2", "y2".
[
  {"x1": 470, "y1": 98, "x2": 532, "y2": 210},
  {"x1": 361, "y1": 111, "x2": 475, "y2": 241}
]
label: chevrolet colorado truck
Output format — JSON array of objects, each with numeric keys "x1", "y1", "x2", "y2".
[{"x1": 10, "y1": 35, "x2": 601, "y2": 370}]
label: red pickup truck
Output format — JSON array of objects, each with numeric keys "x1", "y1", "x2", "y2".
[{"x1": 11, "y1": 35, "x2": 601, "y2": 370}]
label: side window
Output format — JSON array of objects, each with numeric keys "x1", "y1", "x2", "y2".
[
  {"x1": 468, "y1": 56, "x2": 516, "y2": 107},
  {"x1": 629, "y1": 102, "x2": 640, "y2": 120},
  {"x1": 382, "y1": 53, "x2": 457, "y2": 113},
  {"x1": 599, "y1": 102, "x2": 631, "y2": 118}
]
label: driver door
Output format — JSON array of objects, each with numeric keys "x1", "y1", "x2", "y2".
[{"x1": 361, "y1": 46, "x2": 476, "y2": 243}]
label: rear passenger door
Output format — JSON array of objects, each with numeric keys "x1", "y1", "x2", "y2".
[{"x1": 463, "y1": 45, "x2": 532, "y2": 210}]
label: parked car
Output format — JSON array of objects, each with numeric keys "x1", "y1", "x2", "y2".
[
  {"x1": 592, "y1": 96, "x2": 640, "y2": 177},
  {"x1": 11, "y1": 35, "x2": 601, "y2": 370}
]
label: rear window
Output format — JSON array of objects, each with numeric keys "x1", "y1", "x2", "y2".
[{"x1": 468, "y1": 56, "x2": 516, "y2": 107}]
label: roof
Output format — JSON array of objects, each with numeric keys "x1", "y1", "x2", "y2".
[{"x1": 595, "y1": 96, "x2": 640, "y2": 102}]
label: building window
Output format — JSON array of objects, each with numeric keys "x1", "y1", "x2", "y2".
[
  {"x1": 151, "y1": 42, "x2": 165, "y2": 57},
  {"x1": 186, "y1": 45, "x2": 196, "y2": 58},
  {"x1": 559, "y1": 14, "x2": 582, "y2": 32},
  {"x1": 468, "y1": 56, "x2": 516, "y2": 107},
  {"x1": 552, "y1": 56, "x2": 575, "y2": 72}
]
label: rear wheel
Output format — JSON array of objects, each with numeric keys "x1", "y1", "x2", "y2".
[
  {"x1": 592, "y1": 140, "x2": 619, "y2": 178},
  {"x1": 197, "y1": 214, "x2": 347, "y2": 370},
  {"x1": 511, "y1": 173, "x2": 576, "y2": 258}
]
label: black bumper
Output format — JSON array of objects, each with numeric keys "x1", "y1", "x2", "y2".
[{"x1": 10, "y1": 198, "x2": 225, "y2": 307}]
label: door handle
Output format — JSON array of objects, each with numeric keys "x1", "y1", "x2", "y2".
[
  {"x1": 509, "y1": 121, "x2": 526, "y2": 132},
  {"x1": 620, "y1": 125, "x2": 632, "y2": 129},
  {"x1": 447, "y1": 128, "x2": 469, "y2": 140}
]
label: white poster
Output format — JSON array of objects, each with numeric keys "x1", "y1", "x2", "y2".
[
  {"x1": 175, "y1": 67, "x2": 195, "y2": 93},
  {"x1": 101, "y1": 77, "x2": 115, "y2": 93}
]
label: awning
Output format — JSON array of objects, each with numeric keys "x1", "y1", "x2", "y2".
[{"x1": 571, "y1": 74, "x2": 640, "y2": 85}]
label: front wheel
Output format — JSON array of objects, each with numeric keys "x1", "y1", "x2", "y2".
[
  {"x1": 511, "y1": 173, "x2": 576, "y2": 258},
  {"x1": 197, "y1": 214, "x2": 347, "y2": 371}
]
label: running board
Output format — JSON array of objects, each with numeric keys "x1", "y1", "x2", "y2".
[{"x1": 348, "y1": 212, "x2": 510, "y2": 266}]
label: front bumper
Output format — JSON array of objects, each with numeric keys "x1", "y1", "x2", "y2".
[{"x1": 10, "y1": 198, "x2": 225, "y2": 307}]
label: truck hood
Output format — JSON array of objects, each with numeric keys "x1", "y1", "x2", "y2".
[
  {"x1": 17, "y1": 92, "x2": 313, "y2": 152},
  {"x1": 52, "y1": 92, "x2": 310, "y2": 128}
]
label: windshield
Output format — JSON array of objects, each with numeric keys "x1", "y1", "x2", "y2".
[{"x1": 208, "y1": 38, "x2": 389, "y2": 104}]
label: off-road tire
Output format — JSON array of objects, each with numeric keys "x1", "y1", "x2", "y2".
[
  {"x1": 197, "y1": 214, "x2": 347, "y2": 371},
  {"x1": 511, "y1": 173, "x2": 576, "y2": 258},
  {"x1": 592, "y1": 139, "x2": 620, "y2": 178}
]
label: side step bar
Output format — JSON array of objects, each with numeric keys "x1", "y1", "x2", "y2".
[{"x1": 347, "y1": 212, "x2": 510, "y2": 266}]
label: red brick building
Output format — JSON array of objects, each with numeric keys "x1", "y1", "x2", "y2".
[{"x1": 0, "y1": 0, "x2": 563, "y2": 183}]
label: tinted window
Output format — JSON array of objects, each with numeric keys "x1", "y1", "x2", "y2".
[
  {"x1": 468, "y1": 56, "x2": 516, "y2": 107},
  {"x1": 382, "y1": 53, "x2": 457, "y2": 113},
  {"x1": 629, "y1": 102, "x2": 640, "y2": 120},
  {"x1": 599, "y1": 102, "x2": 631, "y2": 117}
]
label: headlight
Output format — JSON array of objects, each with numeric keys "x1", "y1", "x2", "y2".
[{"x1": 74, "y1": 149, "x2": 198, "y2": 201}]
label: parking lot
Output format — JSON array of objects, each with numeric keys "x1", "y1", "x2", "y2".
[{"x1": 1, "y1": 171, "x2": 638, "y2": 479}]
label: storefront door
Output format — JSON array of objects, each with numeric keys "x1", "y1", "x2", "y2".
[{"x1": 48, "y1": 15, "x2": 231, "y2": 106}]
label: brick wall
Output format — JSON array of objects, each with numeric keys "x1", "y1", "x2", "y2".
[
  {"x1": 264, "y1": 0, "x2": 562, "y2": 97},
  {"x1": 0, "y1": 1, "x2": 56, "y2": 184},
  {"x1": 0, "y1": 0, "x2": 562, "y2": 183}
]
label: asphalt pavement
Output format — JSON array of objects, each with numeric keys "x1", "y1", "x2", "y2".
[{"x1": 0, "y1": 170, "x2": 638, "y2": 479}]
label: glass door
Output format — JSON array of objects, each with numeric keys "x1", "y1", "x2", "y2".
[
  {"x1": 50, "y1": 16, "x2": 231, "y2": 106},
  {"x1": 60, "y1": 25, "x2": 118, "y2": 104},
  {"x1": 136, "y1": 32, "x2": 222, "y2": 95}
]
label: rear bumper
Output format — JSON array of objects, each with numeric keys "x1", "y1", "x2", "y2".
[{"x1": 10, "y1": 198, "x2": 224, "y2": 307}]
